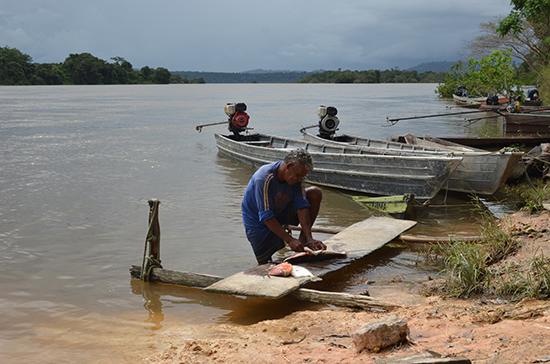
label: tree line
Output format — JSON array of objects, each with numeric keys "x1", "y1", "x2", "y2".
[
  {"x1": 0, "y1": 47, "x2": 204, "y2": 85},
  {"x1": 297, "y1": 68, "x2": 446, "y2": 83},
  {"x1": 171, "y1": 70, "x2": 315, "y2": 83}
]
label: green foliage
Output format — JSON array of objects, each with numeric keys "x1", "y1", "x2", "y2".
[
  {"x1": 432, "y1": 196, "x2": 522, "y2": 298},
  {"x1": 154, "y1": 67, "x2": 171, "y2": 84},
  {"x1": 170, "y1": 74, "x2": 205, "y2": 83},
  {"x1": 297, "y1": 68, "x2": 445, "y2": 84},
  {"x1": 494, "y1": 253, "x2": 550, "y2": 300},
  {"x1": 32, "y1": 63, "x2": 66, "y2": 85},
  {"x1": 0, "y1": 46, "x2": 36, "y2": 85},
  {"x1": 504, "y1": 179, "x2": 550, "y2": 214},
  {"x1": 439, "y1": 239, "x2": 490, "y2": 297},
  {"x1": 497, "y1": 0, "x2": 550, "y2": 100},
  {"x1": 436, "y1": 49, "x2": 523, "y2": 98},
  {"x1": 497, "y1": 0, "x2": 550, "y2": 37},
  {"x1": 0, "y1": 47, "x2": 177, "y2": 85}
]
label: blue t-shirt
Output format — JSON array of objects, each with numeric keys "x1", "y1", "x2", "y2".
[{"x1": 241, "y1": 161, "x2": 310, "y2": 262}]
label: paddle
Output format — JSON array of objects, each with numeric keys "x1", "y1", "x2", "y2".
[{"x1": 385, "y1": 109, "x2": 496, "y2": 126}]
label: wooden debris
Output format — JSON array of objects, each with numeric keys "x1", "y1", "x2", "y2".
[
  {"x1": 399, "y1": 234, "x2": 481, "y2": 244},
  {"x1": 375, "y1": 351, "x2": 472, "y2": 363},
  {"x1": 290, "y1": 288, "x2": 400, "y2": 310}
]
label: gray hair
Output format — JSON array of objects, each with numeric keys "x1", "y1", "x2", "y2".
[{"x1": 284, "y1": 148, "x2": 314, "y2": 171}]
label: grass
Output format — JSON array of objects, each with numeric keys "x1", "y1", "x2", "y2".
[
  {"x1": 425, "y1": 183, "x2": 550, "y2": 300},
  {"x1": 493, "y1": 253, "x2": 550, "y2": 300},
  {"x1": 504, "y1": 178, "x2": 550, "y2": 214}
]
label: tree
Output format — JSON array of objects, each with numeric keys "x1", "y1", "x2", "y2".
[
  {"x1": 62, "y1": 53, "x2": 106, "y2": 84},
  {"x1": 497, "y1": 0, "x2": 550, "y2": 39},
  {"x1": 463, "y1": 18, "x2": 548, "y2": 78},
  {"x1": 154, "y1": 67, "x2": 171, "y2": 84},
  {"x1": 0, "y1": 46, "x2": 35, "y2": 85},
  {"x1": 32, "y1": 63, "x2": 66, "y2": 85},
  {"x1": 436, "y1": 49, "x2": 522, "y2": 98},
  {"x1": 497, "y1": 0, "x2": 550, "y2": 102}
]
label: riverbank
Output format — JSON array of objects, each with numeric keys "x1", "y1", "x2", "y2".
[{"x1": 142, "y1": 210, "x2": 550, "y2": 364}]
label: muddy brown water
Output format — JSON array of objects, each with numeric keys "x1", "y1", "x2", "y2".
[{"x1": 0, "y1": 84, "x2": 517, "y2": 363}]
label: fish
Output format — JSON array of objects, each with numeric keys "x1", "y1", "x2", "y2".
[
  {"x1": 284, "y1": 249, "x2": 347, "y2": 264},
  {"x1": 290, "y1": 265, "x2": 322, "y2": 281},
  {"x1": 268, "y1": 262, "x2": 293, "y2": 277}
]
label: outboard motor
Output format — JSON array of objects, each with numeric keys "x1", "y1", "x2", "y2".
[
  {"x1": 224, "y1": 102, "x2": 250, "y2": 135},
  {"x1": 455, "y1": 85, "x2": 469, "y2": 97},
  {"x1": 486, "y1": 95, "x2": 500, "y2": 105},
  {"x1": 317, "y1": 105, "x2": 340, "y2": 139}
]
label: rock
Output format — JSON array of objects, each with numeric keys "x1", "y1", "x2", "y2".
[{"x1": 352, "y1": 314, "x2": 409, "y2": 353}]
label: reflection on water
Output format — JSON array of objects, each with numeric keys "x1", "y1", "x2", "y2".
[{"x1": 130, "y1": 277, "x2": 322, "y2": 326}]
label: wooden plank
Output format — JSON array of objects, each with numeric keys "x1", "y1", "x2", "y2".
[
  {"x1": 203, "y1": 264, "x2": 313, "y2": 298},
  {"x1": 203, "y1": 216, "x2": 416, "y2": 298},
  {"x1": 130, "y1": 265, "x2": 400, "y2": 310},
  {"x1": 323, "y1": 216, "x2": 416, "y2": 257}
]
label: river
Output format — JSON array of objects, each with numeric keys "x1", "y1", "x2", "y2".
[{"x1": 0, "y1": 83, "x2": 510, "y2": 363}]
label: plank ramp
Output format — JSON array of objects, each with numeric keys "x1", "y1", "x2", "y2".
[{"x1": 204, "y1": 216, "x2": 416, "y2": 298}]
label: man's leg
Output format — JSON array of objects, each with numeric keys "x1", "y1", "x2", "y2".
[{"x1": 298, "y1": 186, "x2": 322, "y2": 244}]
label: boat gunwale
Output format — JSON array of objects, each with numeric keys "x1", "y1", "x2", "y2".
[{"x1": 216, "y1": 133, "x2": 464, "y2": 163}]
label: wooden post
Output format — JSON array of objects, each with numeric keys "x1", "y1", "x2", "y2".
[{"x1": 147, "y1": 199, "x2": 161, "y2": 260}]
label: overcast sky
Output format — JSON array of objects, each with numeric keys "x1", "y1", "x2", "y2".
[{"x1": 1, "y1": 0, "x2": 513, "y2": 72}]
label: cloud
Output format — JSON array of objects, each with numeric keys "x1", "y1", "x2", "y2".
[{"x1": 0, "y1": 0, "x2": 513, "y2": 72}]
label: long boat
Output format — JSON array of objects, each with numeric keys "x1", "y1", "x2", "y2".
[
  {"x1": 301, "y1": 130, "x2": 523, "y2": 195},
  {"x1": 391, "y1": 135, "x2": 550, "y2": 149},
  {"x1": 453, "y1": 94, "x2": 509, "y2": 108},
  {"x1": 214, "y1": 133, "x2": 462, "y2": 200},
  {"x1": 505, "y1": 112, "x2": 550, "y2": 134}
]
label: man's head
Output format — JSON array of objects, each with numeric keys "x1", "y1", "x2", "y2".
[{"x1": 282, "y1": 148, "x2": 314, "y2": 185}]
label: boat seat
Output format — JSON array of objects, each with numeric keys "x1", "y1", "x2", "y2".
[{"x1": 242, "y1": 141, "x2": 271, "y2": 146}]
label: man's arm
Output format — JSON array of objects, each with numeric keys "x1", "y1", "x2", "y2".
[
  {"x1": 263, "y1": 217, "x2": 306, "y2": 252},
  {"x1": 296, "y1": 207, "x2": 326, "y2": 251}
]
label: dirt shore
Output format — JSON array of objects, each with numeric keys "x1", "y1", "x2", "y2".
[{"x1": 143, "y1": 210, "x2": 550, "y2": 364}]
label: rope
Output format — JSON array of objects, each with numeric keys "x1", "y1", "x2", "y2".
[{"x1": 141, "y1": 199, "x2": 162, "y2": 281}]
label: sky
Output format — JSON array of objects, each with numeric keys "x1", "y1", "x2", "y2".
[{"x1": 1, "y1": 0, "x2": 514, "y2": 73}]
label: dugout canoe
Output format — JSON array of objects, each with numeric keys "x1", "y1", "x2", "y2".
[{"x1": 214, "y1": 133, "x2": 462, "y2": 200}]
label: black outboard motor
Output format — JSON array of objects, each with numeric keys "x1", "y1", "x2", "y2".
[
  {"x1": 455, "y1": 85, "x2": 469, "y2": 97},
  {"x1": 317, "y1": 105, "x2": 340, "y2": 139},
  {"x1": 224, "y1": 102, "x2": 250, "y2": 135},
  {"x1": 486, "y1": 95, "x2": 500, "y2": 105}
]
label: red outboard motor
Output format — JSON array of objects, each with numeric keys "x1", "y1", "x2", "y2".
[{"x1": 224, "y1": 102, "x2": 250, "y2": 135}]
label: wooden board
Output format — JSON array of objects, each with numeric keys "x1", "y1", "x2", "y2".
[
  {"x1": 204, "y1": 216, "x2": 416, "y2": 298},
  {"x1": 203, "y1": 264, "x2": 313, "y2": 298},
  {"x1": 323, "y1": 216, "x2": 416, "y2": 257}
]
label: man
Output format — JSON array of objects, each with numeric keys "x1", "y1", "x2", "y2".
[{"x1": 242, "y1": 148, "x2": 326, "y2": 264}]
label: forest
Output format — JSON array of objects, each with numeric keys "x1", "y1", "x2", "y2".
[
  {"x1": 0, "y1": 47, "x2": 204, "y2": 85},
  {"x1": 297, "y1": 68, "x2": 445, "y2": 83}
]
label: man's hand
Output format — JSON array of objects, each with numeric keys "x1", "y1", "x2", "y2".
[
  {"x1": 287, "y1": 237, "x2": 306, "y2": 252},
  {"x1": 304, "y1": 239, "x2": 326, "y2": 251}
]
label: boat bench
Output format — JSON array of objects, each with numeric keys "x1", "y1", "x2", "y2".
[{"x1": 242, "y1": 141, "x2": 271, "y2": 146}]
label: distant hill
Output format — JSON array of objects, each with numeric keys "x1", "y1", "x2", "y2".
[{"x1": 407, "y1": 61, "x2": 457, "y2": 73}]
